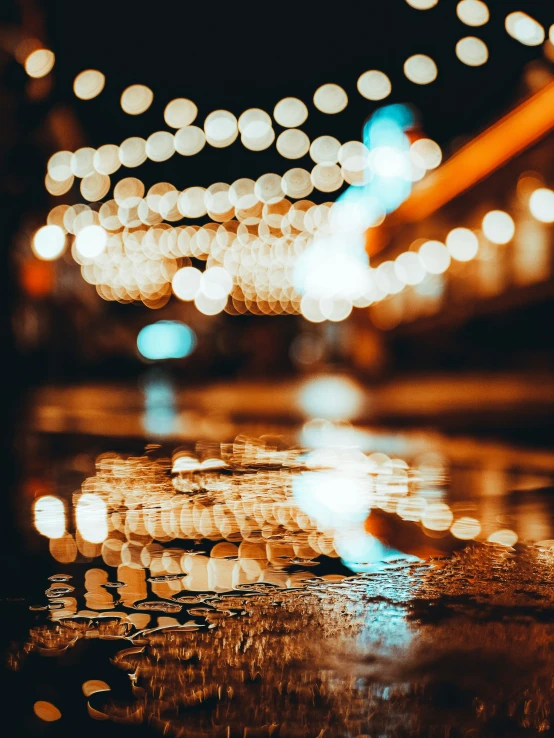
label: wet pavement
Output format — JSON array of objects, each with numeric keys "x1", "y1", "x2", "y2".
[{"x1": 5, "y1": 431, "x2": 554, "y2": 737}]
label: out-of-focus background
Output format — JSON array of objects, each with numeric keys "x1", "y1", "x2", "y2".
[
  {"x1": 5, "y1": 6, "x2": 554, "y2": 734},
  {"x1": 3, "y1": 0, "x2": 554, "y2": 494}
]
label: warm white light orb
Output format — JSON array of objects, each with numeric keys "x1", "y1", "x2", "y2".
[
  {"x1": 505, "y1": 12, "x2": 545, "y2": 46},
  {"x1": 456, "y1": 36, "x2": 489, "y2": 66},
  {"x1": 529, "y1": 188, "x2": 554, "y2": 223},
  {"x1": 164, "y1": 98, "x2": 197, "y2": 128},
  {"x1": 120, "y1": 84, "x2": 154, "y2": 115},
  {"x1": 73, "y1": 69, "x2": 105, "y2": 100},
  {"x1": 404, "y1": 54, "x2": 438, "y2": 84},
  {"x1": 410, "y1": 138, "x2": 442, "y2": 169},
  {"x1": 357, "y1": 70, "x2": 392, "y2": 100},
  {"x1": 482, "y1": 210, "x2": 515, "y2": 244},
  {"x1": 394, "y1": 251, "x2": 426, "y2": 285},
  {"x1": 419, "y1": 240, "x2": 451, "y2": 274},
  {"x1": 32, "y1": 225, "x2": 66, "y2": 260},
  {"x1": 405, "y1": 0, "x2": 438, "y2": 9},
  {"x1": 25, "y1": 48, "x2": 55, "y2": 78},
  {"x1": 276, "y1": 129, "x2": 310, "y2": 159},
  {"x1": 76, "y1": 493, "x2": 108, "y2": 544},
  {"x1": 75, "y1": 225, "x2": 107, "y2": 258},
  {"x1": 446, "y1": 227, "x2": 479, "y2": 261},
  {"x1": 273, "y1": 97, "x2": 308, "y2": 128},
  {"x1": 313, "y1": 84, "x2": 348, "y2": 114},
  {"x1": 456, "y1": 0, "x2": 489, "y2": 27},
  {"x1": 172, "y1": 266, "x2": 202, "y2": 301},
  {"x1": 34, "y1": 496, "x2": 65, "y2": 539},
  {"x1": 204, "y1": 110, "x2": 238, "y2": 148}
]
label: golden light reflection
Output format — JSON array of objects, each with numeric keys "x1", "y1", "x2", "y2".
[
  {"x1": 75, "y1": 493, "x2": 108, "y2": 544},
  {"x1": 33, "y1": 701, "x2": 61, "y2": 722},
  {"x1": 422, "y1": 502, "x2": 454, "y2": 531},
  {"x1": 451, "y1": 516, "x2": 482, "y2": 540},
  {"x1": 487, "y1": 529, "x2": 518, "y2": 547},
  {"x1": 34, "y1": 495, "x2": 66, "y2": 539},
  {"x1": 75, "y1": 225, "x2": 107, "y2": 259}
]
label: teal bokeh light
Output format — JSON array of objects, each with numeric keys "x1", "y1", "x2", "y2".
[{"x1": 137, "y1": 321, "x2": 196, "y2": 361}]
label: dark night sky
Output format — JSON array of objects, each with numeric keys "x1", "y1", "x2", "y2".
[{"x1": 38, "y1": 0, "x2": 554, "y2": 197}]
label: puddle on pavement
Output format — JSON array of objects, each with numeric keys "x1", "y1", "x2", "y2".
[{"x1": 8, "y1": 433, "x2": 554, "y2": 736}]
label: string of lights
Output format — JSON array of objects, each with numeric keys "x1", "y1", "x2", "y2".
[{"x1": 24, "y1": 3, "x2": 554, "y2": 322}]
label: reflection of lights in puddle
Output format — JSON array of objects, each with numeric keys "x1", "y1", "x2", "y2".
[
  {"x1": 34, "y1": 496, "x2": 66, "y2": 538},
  {"x1": 297, "y1": 375, "x2": 366, "y2": 421}
]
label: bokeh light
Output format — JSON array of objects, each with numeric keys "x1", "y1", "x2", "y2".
[
  {"x1": 276, "y1": 129, "x2": 310, "y2": 159},
  {"x1": 451, "y1": 516, "x2": 481, "y2": 540},
  {"x1": 357, "y1": 70, "x2": 392, "y2": 100},
  {"x1": 75, "y1": 225, "x2": 107, "y2": 258},
  {"x1": 488, "y1": 529, "x2": 518, "y2": 547},
  {"x1": 410, "y1": 138, "x2": 442, "y2": 169},
  {"x1": 422, "y1": 502, "x2": 453, "y2": 531},
  {"x1": 120, "y1": 84, "x2": 154, "y2": 115},
  {"x1": 505, "y1": 12, "x2": 545, "y2": 46},
  {"x1": 164, "y1": 98, "x2": 198, "y2": 128},
  {"x1": 395, "y1": 251, "x2": 426, "y2": 284},
  {"x1": 456, "y1": 0, "x2": 489, "y2": 27},
  {"x1": 529, "y1": 188, "x2": 554, "y2": 223},
  {"x1": 419, "y1": 240, "x2": 451, "y2": 274},
  {"x1": 172, "y1": 266, "x2": 202, "y2": 301},
  {"x1": 32, "y1": 225, "x2": 66, "y2": 260},
  {"x1": 174, "y1": 126, "x2": 206, "y2": 156},
  {"x1": 313, "y1": 84, "x2": 348, "y2": 114},
  {"x1": 482, "y1": 210, "x2": 515, "y2": 243},
  {"x1": 33, "y1": 702, "x2": 62, "y2": 722},
  {"x1": 24, "y1": 48, "x2": 55, "y2": 78},
  {"x1": 204, "y1": 110, "x2": 238, "y2": 148},
  {"x1": 405, "y1": 0, "x2": 437, "y2": 8},
  {"x1": 456, "y1": 36, "x2": 489, "y2": 66},
  {"x1": 404, "y1": 54, "x2": 438, "y2": 84},
  {"x1": 273, "y1": 97, "x2": 308, "y2": 128},
  {"x1": 73, "y1": 69, "x2": 105, "y2": 100},
  {"x1": 76, "y1": 493, "x2": 108, "y2": 544},
  {"x1": 137, "y1": 321, "x2": 196, "y2": 360},
  {"x1": 297, "y1": 375, "x2": 365, "y2": 421},
  {"x1": 34, "y1": 495, "x2": 65, "y2": 538},
  {"x1": 446, "y1": 227, "x2": 479, "y2": 261}
]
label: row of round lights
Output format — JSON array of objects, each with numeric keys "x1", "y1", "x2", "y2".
[
  {"x1": 364, "y1": 186, "x2": 554, "y2": 311},
  {"x1": 27, "y1": 1, "x2": 554, "y2": 323}
]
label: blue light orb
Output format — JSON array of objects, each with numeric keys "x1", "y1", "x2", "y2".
[{"x1": 137, "y1": 321, "x2": 196, "y2": 361}]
